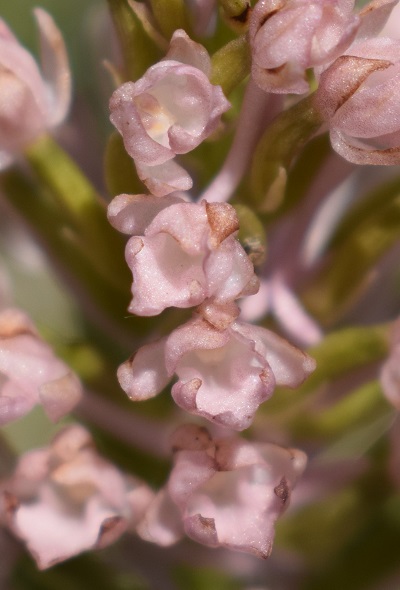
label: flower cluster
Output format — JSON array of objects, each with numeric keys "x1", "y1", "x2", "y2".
[{"x1": 0, "y1": 0, "x2": 400, "y2": 588}]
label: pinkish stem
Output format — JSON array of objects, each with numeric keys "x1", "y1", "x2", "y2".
[
  {"x1": 200, "y1": 80, "x2": 282, "y2": 203},
  {"x1": 77, "y1": 390, "x2": 171, "y2": 457}
]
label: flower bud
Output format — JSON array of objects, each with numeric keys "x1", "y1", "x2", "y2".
[
  {"x1": 315, "y1": 38, "x2": 400, "y2": 164},
  {"x1": 249, "y1": 0, "x2": 359, "y2": 94}
]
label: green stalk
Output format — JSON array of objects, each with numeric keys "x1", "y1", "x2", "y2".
[
  {"x1": 210, "y1": 35, "x2": 251, "y2": 96},
  {"x1": 249, "y1": 93, "x2": 323, "y2": 212},
  {"x1": 107, "y1": 0, "x2": 161, "y2": 81},
  {"x1": 149, "y1": 0, "x2": 191, "y2": 39},
  {"x1": 265, "y1": 324, "x2": 389, "y2": 415},
  {"x1": 25, "y1": 135, "x2": 130, "y2": 293},
  {"x1": 303, "y1": 190, "x2": 400, "y2": 325},
  {"x1": 1, "y1": 169, "x2": 136, "y2": 356},
  {"x1": 290, "y1": 380, "x2": 391, "y2": 441}
]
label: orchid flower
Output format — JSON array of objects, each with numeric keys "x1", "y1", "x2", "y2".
[
  {"x1": 0, "y1": 9, "x2": 70, "y2": 169},
  {"x1": 117, "y1": 312, "x2": 315, "y2": 431},
  {"x1": 249, "y1": 0, "x2": 359, "y2": 94},
  {"x1": 0, "y1": 308, "x2": 82, "y2": 425},
  {"x1": 112, "y1": 199, "x2": 258, "y2": 316},
  {"x1": 109, "y1": 29, "x2": 230, "y2": 196},
  {"x1": 315, "y1": 38, "x2": 400, "y2": 164},
  {"x1": 0, "y1": 425, "x2": 154, "y2": 569},
  {"x1": 137, "y1": 424, "x2": 307, "y2": 558}
]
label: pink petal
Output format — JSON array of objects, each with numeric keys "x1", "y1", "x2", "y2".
[
  {"x1": 34, "y1": 8, "x2": 71, "y2": 126},
  {"x1": 0, "y1": 308, "x2": 82, "y2": 425},
  {"x1": 107, "y1": 193, "x2": 184, "y2": 235},
  {"x1": 358, "y1": 0, "x2": 399, "y2": 39},
  {"x1": 232, "y1": 322, "x2": 316, "y2": 388},
  {"x1": 117, "y1": 337, "x2": 170, "y2": 400},
  {"x1": 166, "y1": 318, "x2": 275, "y2": 430},
  {"x1": 136, "y1": 490, "x2": 184, "y2": 546},
  {"x1": 39, "y1": 372, "x2": 82, "y2": 422},
  {"x1": 136, "y1": 160, "x2": 193, "y2": 197},
  {"x1": 165, "y1": 29, "x2": 212, "y2": 76}
]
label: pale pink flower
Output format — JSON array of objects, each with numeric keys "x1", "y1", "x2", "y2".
[
  {"x1": 0, "y1": 425, "x2": 154, "y2": 569},
  {"x1": 166, "y1": 317, "x2": 316, "y2": 430},
  {"x1": 137, "y1": 424, "x2": 307, "y2": 558},
  {"x1": 0, "y1": 9, "x2": 71, "y2": 169},
  {"x1": 117, "y1": 314, "x2": 316, "y2": 431},
  {"x1": 0, "y1": 308, "x2": 82, "y2": 425},
  {"x1": 109, "y1": 29, "x2": 230, "y2": 196},
  {"x1": 314, "y1": 38, "x2": 400, "y2": 164},
  {"x1": 249, "y1": 0, "x2": 359, "y2": 94},
  {"x1": 123, "y1": 200, "x2": 258, "y2": 316}
]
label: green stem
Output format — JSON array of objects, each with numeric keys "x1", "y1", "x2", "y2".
[
  {"x1": 107, "y1": 0, "x2": 161, "y2": 81},
  {"x1": 1, "y1": 169, "x2": 135, "y2": 356},
  {"x1": 303, "y1": 190, "x2": 400, "y2": 325},
  {"x1": 290, "y1": 380, "x2": 391, "y2": 441},
  {"x1": 210, "y1": 35, "x2": 251, "y2": 96},
  {"x1": 25, "y1": 135, "x2": 130, "y2": 293},
  {"x1": 265, "y1": 324, "x2": 389, "y2": 415},
  {"x1": 249, "y1": 93, "x2": 323, "y2": 212},
  {"x1": 149, "y1": 0, "x2": 191, "y2": 39}
]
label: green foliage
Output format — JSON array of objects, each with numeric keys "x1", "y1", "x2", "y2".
[
  {"x1": 174, "y1": 564, "x2": 243, "y2": 590},
  {"x1": 12, "y1": 553, "x2": 149, "y2": 590}
]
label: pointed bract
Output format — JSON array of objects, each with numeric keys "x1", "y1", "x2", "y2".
[{"x1": 315, "y1": 38, "x2": 400, "y2": 164}]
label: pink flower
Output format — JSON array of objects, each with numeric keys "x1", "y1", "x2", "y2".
[
  {"x1": 137, "y1": 424, "x2": 307, "y2": 558},
  {"x1": 122, "y1": 200, "x2": 258, "y2": 316},
  {"x1": 0, "y1": 425, "x2": 154, "y2": 569},
  {"x1": 314, "y1": 38, "x2": 400, "y2": 164},
  {"x1": 167, "y1": 317, "x2": 316, "y2": 430},
  {"x1": 117, "y1": 313, "x2": 316, "y2": 431},
  {"x1": 249, "y1": 0, "x2": 359, "y2": 94},
  {"x1": 0, "y1": 308, "x2": 82, "y2": 425},
  {"x1": 0, "y1": 9, "x2": 70, "y2": 168},
  {"x1": 109, "y1": 29, "x2": 230, "y2": 196}
]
